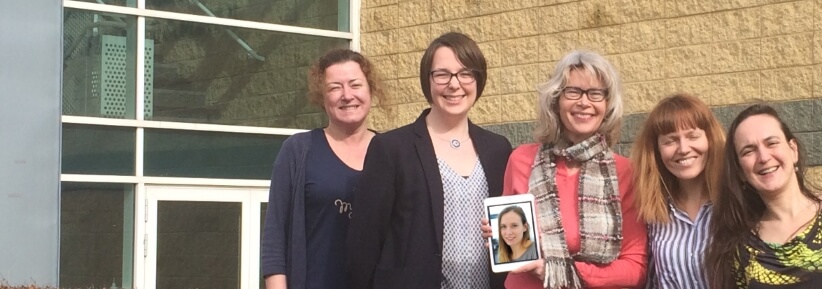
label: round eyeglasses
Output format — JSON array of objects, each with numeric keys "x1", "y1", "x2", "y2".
[
  {"x1": 561, "y1": 87, "x2": 608, "y2": 102},
  {"x1": 430, "y1": 70, "x2": 477, "y2": 85}
]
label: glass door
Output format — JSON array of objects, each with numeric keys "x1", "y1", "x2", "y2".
[{"x1": 144, "y1": 186, "x2": 268, "y2": 289}]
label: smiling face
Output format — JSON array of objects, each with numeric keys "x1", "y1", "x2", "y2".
[
  {"x1": 499, "y1": 210, "x2": 528, "y2": 247},
  {"x1": 428, "y1": 47, "x2": 477, "y2": 117},
  {"x1": 733, "y1": 114, "x2": 800, "y2": 196},
  {"x1": 658, "y1": 127, "x2": 710, "y2": 182},
  {"x1": 322, "y1": 61, "x2": 371, "y2": 127},
  {"x1": 558, "y1": 69, "x2": 608, "y2": 143}
]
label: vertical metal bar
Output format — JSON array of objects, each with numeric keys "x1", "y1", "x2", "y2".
[
  {"x1": 349, "y1": 0, "x2": 361, "y2": 51},
  {"x1": 135, "y1": 18, "x2": 145, "y2": 122},
  {"x1": 121, "y1": 185, "x2": 135, "y2": 289},
  {"x1": 133, "y1": 183, "x2": 147, "y2": 289}
]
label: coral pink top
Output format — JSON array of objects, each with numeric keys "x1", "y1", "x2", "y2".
[{"x1": 502, "y1": 143, "x2": 647, "y2": 289}]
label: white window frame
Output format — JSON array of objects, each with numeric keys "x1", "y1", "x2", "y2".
[
  {"x1": 60, "y1": 0, "x2": 360, "y2": 287},
  {"x1": 144, "y1": 185, "x2": 269, "y2": 289}
]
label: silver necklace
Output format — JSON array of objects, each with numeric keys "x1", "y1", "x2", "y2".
[{"x1": 437, "y1": 135, "x2": 470, "y2": 149}]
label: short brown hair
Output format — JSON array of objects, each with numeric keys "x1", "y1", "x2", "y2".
[
  {"x1": 307, "y1": 49, "x2": 384, "y2": 109},
  {"x1": 418, "y1": 32, "x2": 487, "y2": 103}
]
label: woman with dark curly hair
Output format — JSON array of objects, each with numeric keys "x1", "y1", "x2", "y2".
[{"x1": 707, "y1": 104, "x2": 822, "y2": 289}]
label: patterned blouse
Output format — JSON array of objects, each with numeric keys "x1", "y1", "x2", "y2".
[
  {"x1": 438, "y1": 158, "x2": 490, "y2": 289},
  {"x1": 733, "y1": 210, "x2": 822, "y2": 288}
]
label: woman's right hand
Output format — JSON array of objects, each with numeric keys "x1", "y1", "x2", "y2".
[
  {"x1": 480, "y1": 218, "x2": 492, "y2": 247},
  {"x1": 511, "y1": 259, "x2": 545, "y2": 281}
]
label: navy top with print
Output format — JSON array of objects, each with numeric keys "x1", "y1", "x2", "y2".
[{"x1": 304, "y1": 128, "x2": 359, "y2": 289}]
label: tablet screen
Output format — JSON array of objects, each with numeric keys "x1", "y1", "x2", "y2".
[{"x1": 484, "y1": 194, "x2": 540, "y2": 272}]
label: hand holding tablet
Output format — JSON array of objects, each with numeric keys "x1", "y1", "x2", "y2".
[{"x1": 483, "y1": 194, "x2": 541, "y2": 272}]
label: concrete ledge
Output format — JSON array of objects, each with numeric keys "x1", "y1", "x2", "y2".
[{"x1": 483, "y1": 122, "x2": 534, "y2": 147}]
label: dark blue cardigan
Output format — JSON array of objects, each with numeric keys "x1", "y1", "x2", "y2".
[{"x1": 262, "y1": 131, "x2": 312, "y2": 289}]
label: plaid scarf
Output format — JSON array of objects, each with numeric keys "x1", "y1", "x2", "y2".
[{"x1": 528, "y1": 133, "x2": 623, "y2": 289}]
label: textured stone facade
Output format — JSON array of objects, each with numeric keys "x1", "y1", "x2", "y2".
[{"x1": 360, "y1": 0, "x2": 822, "y2": 178}]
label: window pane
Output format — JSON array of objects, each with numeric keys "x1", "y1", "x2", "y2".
[
  {"x1": 146, "y1": 17, "x2": 347, "y2": 128},
  {"x1": 60, "y1": 182, "x2": 135, "y2": 289},
  {"x1": 144, "y1": 129, "x2": 288, "y2": 179},
  {"x1": 157, "y1": 201, "x2": 241, "y2": 289},
  {"x1": 62, "y1": 124, "x2": 136, "y2": 175},
  {"x1": 63, "y1": 9, "x2": 144, "y2": 119},
  {"x1": 146, "y1": 0, "x2": 350, "y2": 32}
]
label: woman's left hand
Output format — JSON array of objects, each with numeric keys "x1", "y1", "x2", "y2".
[
  {"x1": 511, "y1": 258, "x2": 544, "y2": 281},
  {"x1": 480, "y1": 218, "x2": 492, "y2": 247}
]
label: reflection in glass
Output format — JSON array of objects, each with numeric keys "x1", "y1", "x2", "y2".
[
  {"x1": 157, "y1": 201, "x2": 241, "y2": 289},
  {"x1": 145, "y1": 17, "x2": 347, "y2": 128},
  {"x1": 63, "y1": 9, "x2": 141, "y2": 119},
  {"x1": 71, "y1": 0, "x2": 130, "y2": 7},
  {"x1": 146, "y1": 0, "x2": 349, "y2": 32},
  {"x1": 62, "y1": 124, "x2": 136, "y2": 175},
  {"x1": 144, "y1": 129, "x2": 288, "y2": 179},
  {"x1": 60, "y1": 182, "x2": 134, "y2": 289}
]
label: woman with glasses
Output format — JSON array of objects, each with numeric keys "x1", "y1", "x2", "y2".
[
  {"x1": 346, "y1": 32, "x2": 512, "y2": 289},
  {"x1": 483, "y1": 50, "x2": 647, "y2": 289}
]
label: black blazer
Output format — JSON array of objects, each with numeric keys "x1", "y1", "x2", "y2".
[{"x1": 347, "y1": 109, "x2": 512, "y2": 289}]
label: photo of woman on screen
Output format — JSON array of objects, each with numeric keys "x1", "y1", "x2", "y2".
[{"x1": 497, "y1": 205, "x2": 538, "y2": 263}]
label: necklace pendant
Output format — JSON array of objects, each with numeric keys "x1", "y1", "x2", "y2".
[{"x1": 449, "y1": 139, "x2": 461, "y2": 149}]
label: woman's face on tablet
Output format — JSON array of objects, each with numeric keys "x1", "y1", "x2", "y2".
[{"x1": 499, "y1": 211, "x2": 527, "y2": 247}]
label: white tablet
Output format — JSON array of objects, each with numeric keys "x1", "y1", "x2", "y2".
[{"x1": 484, "y1": 194, "x2": 541, "y2": 273}]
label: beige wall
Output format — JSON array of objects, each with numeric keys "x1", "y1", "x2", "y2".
[
  {"x1": 810, "y1": 167, "x2": 822, "y2": 187},
  {"x1": 360, "y1": 0, "x2": 822, "y2": 130},
  {"x1": 359, "y1": 0, "x2": 822, "y2": 177}
]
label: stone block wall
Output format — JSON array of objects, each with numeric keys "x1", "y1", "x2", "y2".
[{"x1": 359, "y1": 0, "x2": 822, "y2": 179}]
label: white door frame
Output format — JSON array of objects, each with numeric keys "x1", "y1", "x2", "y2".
[{"x1": 141, "y1": 185, "x2": 268, "y2": 289}]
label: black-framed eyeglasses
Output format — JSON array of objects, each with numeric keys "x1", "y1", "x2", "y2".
[
  {"x1": 430, "y1": 69, "x2": 477, "y2": 85},
  {"x1": 561, "y1": 87, "x2": 608, "y2": 102}
]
